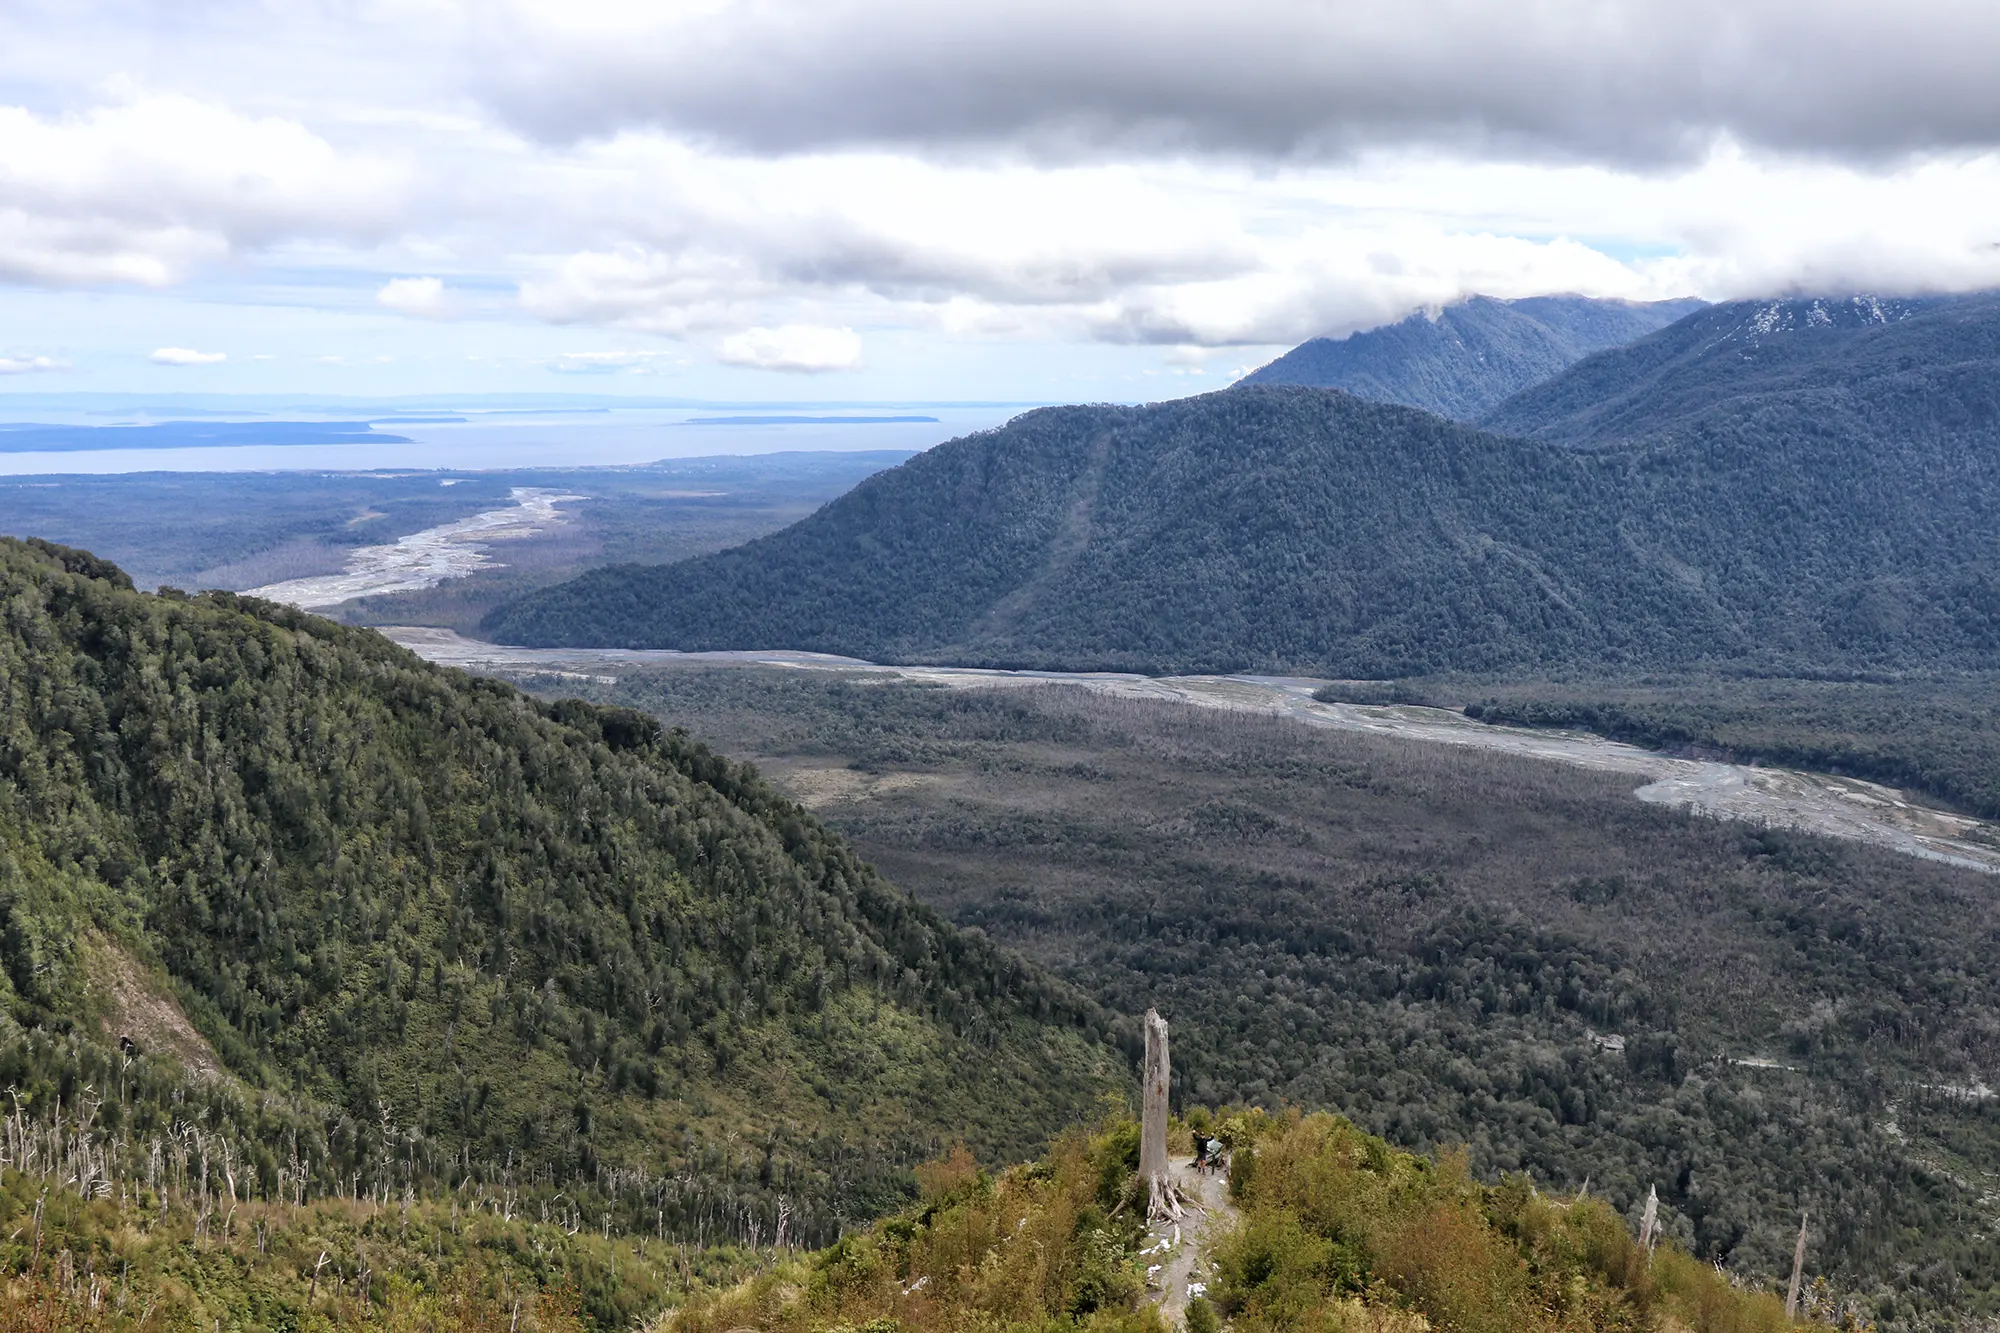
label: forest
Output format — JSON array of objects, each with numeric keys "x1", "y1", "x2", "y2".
[
  {"x1": 486, "y1": 297, "x2": 2000, "y2": 678},
  {"x1": 560, "y1": 663, "x2": 2000, "y2": 1330},
  {"x1": 0, "y1": 536, "x2": 1129, "y2": 1319}
]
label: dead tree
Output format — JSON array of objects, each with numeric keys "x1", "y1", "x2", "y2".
[
  {"x1": 1785, "y1": 1211, "x2": 1809, "y2": 1319},
  {"x1": 1139, "y1": 1008, "x2": 1185, "y2": 1220}
]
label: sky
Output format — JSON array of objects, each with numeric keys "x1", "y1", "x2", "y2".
[{"x1": 2, "y1": 0, "x2": 1999, "y2": 402}]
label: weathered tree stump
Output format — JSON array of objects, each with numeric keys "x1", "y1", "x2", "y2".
[{"x1": 1140, "y1": 1008, "x2": 1185, "y2": 1220}]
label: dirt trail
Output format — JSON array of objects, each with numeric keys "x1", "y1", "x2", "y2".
[
  {"x1": 1144, "y1": 1156, "x2": 1237, "y2": 1325},
  {"x1": 379, "y1": 628, "x2": 2000, "y2": 876}
]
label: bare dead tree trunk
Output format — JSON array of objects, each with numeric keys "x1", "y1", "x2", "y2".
[
  {"x1": 1139, "y1": 1008, "x2": 1183, "y2": 1220},
  {"x1": 1638, "y1": 1185, "x2": 1659, "y2": 1255},
  {"x1": 1785, "y1": 1211, "x2": 1809, "y2": 1319}
]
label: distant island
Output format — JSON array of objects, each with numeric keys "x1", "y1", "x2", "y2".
[{"x1": 0, "y1": 419, "x2": 414, "y2": 451}]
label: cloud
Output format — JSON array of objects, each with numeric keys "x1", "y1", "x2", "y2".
[
  {"x1": 479, "y1": 0, "x2": 2000, "y2": 167},
  {"x1": 520, "y1": 247, "x2": 764, "y2": 333},
  {"x1": 547, "y1": 349, "x2": 675, "y2": 374},
  {"x1": 0, "y1": 353, "x2": 66, "y2": 374},
  {"x1": 717, "y1": 325, "x2": 863, "y2": 373},
  {"x1": 0, "y1": 90, "x2": 406, "y2": 288},
  {"x1": 5, "y1": 3, "x2": 2000, "y2": 390},
  {"x1": 151, "y1": 346, "x2": 226, "y2": 365},
  {"x1": 376, "y1": 276, "x2": 453, "y2": 318}
]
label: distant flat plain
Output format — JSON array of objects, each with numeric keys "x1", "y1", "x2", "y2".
[{"x1": 0, "y1": 450, "x2": 919, "y2": 629}]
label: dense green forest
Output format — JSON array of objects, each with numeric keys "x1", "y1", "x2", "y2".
[
  {"x1": 486, "y1": 329, "x2": 2000, "y2": 674},
  {"x1": 561, "y1": 664, "x2": 2000, "y2": 1328},
  {"x1": 682, "y1": 1108, "x2": 1826, "y2": 1333},
  {"x1": 1480, "y1": 294, "x2": 1974, "y2": 446},
  {"x1": 0, "y1": 537, "x2": 1126, "y2": 1289},
  {"x1": 1241, "y1": 294, "x2": 1702, "y2": 419}
]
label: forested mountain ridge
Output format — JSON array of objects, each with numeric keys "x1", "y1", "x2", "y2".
[
  {"x1": 485, "y1": 368, "x2": 2000, "y2": 675},
  {"x1": 485, "y1": 390, "x2": 1668, "y2": 674},
  {"x1": 1239, "y1": 293, "x2": 1705, "y2": 418},
  {"x1": 1481, "y1": 292, "x2": 1973, "y2": 445},
  {"x1": 0, "y1": 537, "x2": 1124, "y2": 1248}
]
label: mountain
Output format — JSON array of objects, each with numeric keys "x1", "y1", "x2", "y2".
[
  {"x1": 1481, "y1": 292, "x2": 1979, "y2": 445},
  {"x1": 0, "y1": 537, "x2": 1124, "y2": 1248},
  {"x1": 484, "y1": 342, "x2": 2000, "y2": 675},
  {"x1": 485, "y1": 389, "x2": 1667, "y2": 674},
  {"x1": 1237, "y1": 294, "x2": 1706, "y2": 419}
]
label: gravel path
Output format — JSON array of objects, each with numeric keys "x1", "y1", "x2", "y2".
[{"x1": 1144, "y1": 1157, "x2": 1238, "y2": 1326}]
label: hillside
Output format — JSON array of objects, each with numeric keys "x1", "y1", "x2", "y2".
[
  {"x1": 485, "y1": 369, "x2": 2000, "y2": 675},
  {"x1": 1481, "y1": 293, "x2": 1983, "y2": 445},
  {"x1": 0, "y1": 537, "x2": 1124, "y2": 1259},
  {"x1": 1238, "y1": 294, "x2": 1704, "y2": 419}
]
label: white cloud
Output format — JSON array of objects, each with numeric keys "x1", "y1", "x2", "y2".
[
  {"x1": 717, "y1": 325, "x2": 863, "y2": 373},
  {"x1": 547, "y1": 349, "x2": 675, "y2": 374},
  {"x1": 2, "y1": 4, "x2": 2000, "y2": 391},
  {"x1": 519, "y1": 246, "x2": 766, "y2": 333},
  {"x1": 0, "y1": 353, "x2": 66, "y2": 374},
  {"x1": 0, "y1": 91, "x2": 406, "y2": 289},
  {"x1": 376, "y1": 275, "x2": 452, "y2": 318},
  {"x1": 151, "y1": 346, "x2": 226, "y2": 365}
]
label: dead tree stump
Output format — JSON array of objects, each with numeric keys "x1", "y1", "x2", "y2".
[{"x1": 1140, "y1": 1008, "x2": 1185, "y2": 1219}]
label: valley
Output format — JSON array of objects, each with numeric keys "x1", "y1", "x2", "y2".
[
  {"x1": 10, "y1": 3, "x2": 2000, "y2": 1327},
  {"x1": 9, "y1": 293, "x2": 2000, "y2": 1332},
  {"x1": 464, "y1": 656, "x2": 2000, "y2": 1322},
  {"x1": 382, "y1": 627, "x2": 2000, "y2": 874}
]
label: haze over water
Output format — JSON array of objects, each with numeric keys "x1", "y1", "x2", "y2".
[{"x1": 0, "y1": 404, "x2": 1025, "y2": 474}]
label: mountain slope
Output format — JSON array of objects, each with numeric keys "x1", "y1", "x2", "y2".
[
  {"x1": 1238, "y1": 294, "x2": 1704, "y2": 419},
  {"x1": 1482, "y1": 292, "x2": 1979, "y2": 445},
  {"x1": 0, "y1": 537, "x2": 1124, "y2": 1244},
  {"x1": 486, "y1": 389, "x2": 1712, "y2": 675},
  {"x1": 485, "y1": 366, "x2": 2000, "y2": 675}
]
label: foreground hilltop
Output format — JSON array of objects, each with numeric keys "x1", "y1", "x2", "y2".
[
  {"x1": 0, "y1": 538, "x2": 1124, "y2": 1245},
  {"x1": 487, "y1": 300, "x2": 2000, "y2": 674},
  {"x1": 1240, "y1": 293, "x2": 1705, "y2": 419},
  {"x1": 683, "y1": 1108, "x2": 1831, "y2": 1333}
]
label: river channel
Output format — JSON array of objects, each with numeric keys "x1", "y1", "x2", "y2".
[{"x1": 378, "y1": 627, "x2": 2000, "y2": 876}]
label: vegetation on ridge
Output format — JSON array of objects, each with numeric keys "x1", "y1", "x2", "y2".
[
  {"x1": 0, "y1": 536, "x2": 1124, "y2": 1284},
  {"x1": 681, "y1": 1109, "x2": 1835, "y2": 1333}
]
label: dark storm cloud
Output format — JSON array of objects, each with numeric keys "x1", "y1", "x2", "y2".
[{"x1": 478, "y1": 0, "x2": 2000, "y2": 166}]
